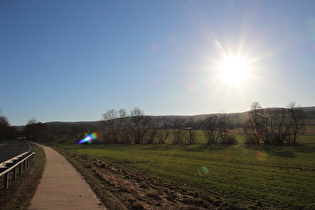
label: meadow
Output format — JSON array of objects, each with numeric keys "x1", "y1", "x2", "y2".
[{"x1": 54, "y1": 140, "x2": 315, "y2": 209}]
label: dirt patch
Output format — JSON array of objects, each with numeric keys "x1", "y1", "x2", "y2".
[
  {"x1": 65, "y1": 150, "x2": 214, "y2": 209},
  {"x1": 305, "y1": 129, "x2": 315, "y2": 135}
]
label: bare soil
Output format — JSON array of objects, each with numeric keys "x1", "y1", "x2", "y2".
[
  {"x1": 63, "y1": 150, "x2": 214, "y2": 209},
  {"x1": 305, "y1": 129, "x2": 315, "y2": 135}
]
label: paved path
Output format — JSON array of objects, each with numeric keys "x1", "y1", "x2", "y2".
[{"x1": 29, "y1": 145, "x2": 105, "y2": 210}]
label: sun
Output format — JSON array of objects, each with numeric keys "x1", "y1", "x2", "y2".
[{"x1": 218, "y1": 56, "x2": 250, "y2": 84}]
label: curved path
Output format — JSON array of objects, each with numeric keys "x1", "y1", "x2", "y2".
[{"x1": 29, "y1": 145, "x2": 105, "y2": 210}]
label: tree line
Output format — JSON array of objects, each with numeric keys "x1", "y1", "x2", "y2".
[
  {"x1": 23, "y1": 118, "x2": 99, "y2": 143},
  {"x1": 101, "y1": 107, "x2": 239, "y2": 145},
  {"x1": 243, "y1": 102, "x2": 306, "y2": 145},
  {"x1": 0, "y1": 111, "x2": 19, "y2": 142},
  {"x1": 18, "y1": 107, "x2": 237, "y2": 145},
  {"x1": 0, "y1": 102, "x2": 307, "y2": 145},
  {"x1": 102, "y1": 103, "x2": 307, "y2": 145}
]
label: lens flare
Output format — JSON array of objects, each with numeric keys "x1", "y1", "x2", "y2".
[
  {"x1": 257, "y1": 151, "x2": 267, "y2": 163},
  {"x1": 78, "y1": 132, "x2": 99, "y2": 144},
  {"x1": 187, "y1": 82, "x2": 196, "y2": 92},
  {"x1": 223, "y1": 151, "x2": 230, "y2": 162},
  {"x1": 198, "y1": 166, "x2": 209, "y2": 176}
]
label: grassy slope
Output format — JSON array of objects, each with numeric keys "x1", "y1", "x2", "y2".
[{"x1": 55, "y1": 142, "x2": 315, "y2": 209}]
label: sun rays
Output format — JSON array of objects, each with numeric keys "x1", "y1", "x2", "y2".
[{"x1": 218, "y1": 56, "x2": 251, "y2": 84}]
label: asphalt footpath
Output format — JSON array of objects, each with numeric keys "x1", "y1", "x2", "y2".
[{"x1": 29, "y1": 145, "x2": 105, "y2": 210}]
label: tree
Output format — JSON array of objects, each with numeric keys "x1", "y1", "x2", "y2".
[
  {"x1": 27, "y1": 117, "x2": 38, "y2": 125},
  {"x1": 145, "y1": 118, "x2": 160, "y2": 144},
  {"x1": 102, "y1": 109, "x2": 117, "y2": 143},
  {"x1": 243, "y1": 102, "x2": 307, "y2": 145},
  {"x1": 48, "y1": 123, "x2": 98, "y2": 143},
  {"x1": 269, "y1": 108, "x2": 290, "y2": 144},
  {"x1": 23, "y1": 119, "x2": 50, "y2": 142},
  {"x1": 170, "y1": 118, "x2": 186, "y2": 144},
  {"x1": 201, "y1": 115, "x2": 220, "y2": 145},
  {"x1": 103, "y1": 109, "x2": 127, "y2": 144},
  {"x1": 287, "y1": 102, "x2": 306, "y2": 144},
  {"x1": 0, "y1": 115, "x2": 9, "y2": 126},
  {"x1": 129, "y1": 107, "x2": 151, "y2": 144},
  {"x1": 48, "y1": 124, "x2": 69, "y2": 143},
  {"x1": 156, "y1": 117, "x2": 170, "y2": 144},
  {"x1": 185, "y1": 118, "x2": 198, "y2": 144},
  {"x1": 243, "y1": 102, "x2": 267, "y2": 144},
  {"x1": 0, "y1": 114, "x2": 18, "y2": 142},
  {"x1": 119, "y1": 121, "x2": 132, "y2": 144},
  {"x1": 217, "y1": 112, "x2": 235, "y2": 145}
]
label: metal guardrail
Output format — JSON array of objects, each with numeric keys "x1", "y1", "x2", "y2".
[{"x1": 0, "y1": 152, "x2": 35, "y2": 189}]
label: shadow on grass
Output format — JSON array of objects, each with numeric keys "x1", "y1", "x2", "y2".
[
  {"x1": 242, "y1": 143, "x2": 315, "y2": 158},
  {"x1": 265, "y1": 150, "x2": 296, "y2": 158},
  {"x1": 240, "y1": 144, "x2": 296, "y2": 158},
  {"x1": 291, "y1": 143, "x2": 315, "y2": 153}
]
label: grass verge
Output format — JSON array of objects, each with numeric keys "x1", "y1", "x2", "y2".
[{"x1": 0, "y1": 144, "x2": 46, "y2": 209}]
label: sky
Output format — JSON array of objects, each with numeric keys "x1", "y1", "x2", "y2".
[{"x1": 1, "y1": 0, "x2": 315, "y2": 126}]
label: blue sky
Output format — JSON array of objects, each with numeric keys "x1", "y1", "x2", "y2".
[{"x1": 1, "y1": 0, "x2": 315, "y2": 126}]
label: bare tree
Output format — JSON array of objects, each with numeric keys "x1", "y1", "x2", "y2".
[
  {"x1": 243, "y1": 102, "x2": 267, "y2": 144},
  {"x1": 129, "y1": 107, "x2": 151, "y2": 144},
  {"x1": 117, "y1": 109, "x2": 128, "y2": 143},
  {"x1": 201, "y1": 115, "x2": 220, "y2": 145},
  {"x1": 217, "y1": 112, "x2": 232, "y2": 144},
  {"x1": 119, "y1": 122, "x2": 132, "y2": 144},
  {"x1": 103, "y1": 109, "x2": 118, "y2": 143},
  {"x1": 0, "y1": 112, "x2": 18, "y2": 142},
  {"x1": 156, "y1": 117, "x2": 170, "y2": 144},
  {"x1": 27, "y1": 117, "x2": 38, "y2": 125},
  {"x1": 48, "y1": 124, "x2": 69, "y2": 143},
  {"x1": 269, "y1": 108, "x2": 290, "y2": 144},
  {"x1": 103, "y1": 108, "x2": 127, "y2": 143},
  {"x1": 243, "y1": 102, "x2": 307, "y2": 145},
  {"x1": 170, "y1": 118, "x2": 186, "y2": 144},
  {"x1": 23, "y1": 120, "x2": 50, "y2": 142},
  {"x1": 145, "y1": 118, "x2": 160, "y2": 144},
  {"x1": 185, "y1": 118, "x2": 198, "y2": 144},
  {"x1": 0, "y1": 116, "x2": 9, "y2": 126},
  {"x1": 287, "y1": 102, "x2": 306, "y2": 144}
]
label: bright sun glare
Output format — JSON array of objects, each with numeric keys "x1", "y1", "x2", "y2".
[{"x1": 218, "y1": 56, "x2": 250, "y2": 84}]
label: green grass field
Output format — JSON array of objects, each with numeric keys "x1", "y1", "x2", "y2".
[{"x1": 53, "y1": 141, "x2": 315, "y2": 209}]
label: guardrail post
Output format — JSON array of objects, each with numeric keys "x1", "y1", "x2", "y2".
[
  {"x1": 19, "y1": 163, "x2": 22, "y2": 175},
  {"x1": 23, "y1": 160, "x2": 26, "y2": 170},
  {"x1": 4, "y1": 173, "x2": 9, "y2": 189},
  {"x1": 13, "y1": 167, "x2": 17, "y2": 181}
]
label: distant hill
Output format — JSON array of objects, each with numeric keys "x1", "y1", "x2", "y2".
[{"x1": 14, "y1": 106, "x2": 315, "y2": 129}]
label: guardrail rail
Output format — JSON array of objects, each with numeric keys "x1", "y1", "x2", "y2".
[{"x1": 0, "y1": 152, "x2": 35, "y2": 189}]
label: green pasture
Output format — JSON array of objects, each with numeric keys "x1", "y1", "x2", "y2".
[
  {"x1": 154, "y1": 128, "x2": 314, "y2": 144},
  {"x1": 159, "y1": 129, "x2": 245, "y2": 144},
  {"x1": 54, "y1": 142, "x2": 315, "y2": 209}
]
